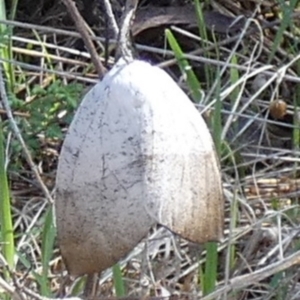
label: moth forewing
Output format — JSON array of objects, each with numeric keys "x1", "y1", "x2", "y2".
[
  {"x1": 55, "y1": 59, "x2": 156, "y2": 276},
  {"x1": 134, "y1": 62, "x2": 224, "y2": 243}
]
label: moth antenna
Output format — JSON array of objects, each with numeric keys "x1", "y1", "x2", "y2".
[{"x1": 115, "y1": 0, "x2": 139, "y2": 61}]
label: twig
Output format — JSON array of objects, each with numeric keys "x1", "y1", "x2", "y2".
[
  {"x1": 61, "y1": 0, "x2": 106, "y2": 79},
  {"x1": 0, "y1": 67, "x2": 54, "y2": 204},
  {"x1": 0, "y1": 109, "x2": 30, "y2": 118},
  {"x1": 0, "y1": 276, "x2": 23, "y2": 300},
  {"x1": 115, "y1": 0, "x2": 138, "y2": 60},
  {"x1": 19, "y1": 282, "x2": 81, "y2": 300},
  {"x1": 103, "y1": 0, "x2": 119, "y2": 38}
]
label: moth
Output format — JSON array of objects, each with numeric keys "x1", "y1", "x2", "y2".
[
  {"x1": 55, "y1": 57, "x2": 224, "y2": 276},
  {"x1": 55, "y1": 0, "x2": 224, "y2": 279}
]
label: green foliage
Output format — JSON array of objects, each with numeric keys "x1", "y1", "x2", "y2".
[
  {"x1": 229, "y1": 55, "x2": 240, "y2": 103},
  {"x1": 201, "y1": 242, "x2": 218, "y2": 295},
  {"x1": 194, "y1": 0, "x2": 215, "y2": 86},
  {"x1": 0, "y1": 0, "x2": 16, "y2": 93},
  {"x1": 0, "y1": 79, "x2": 83, "y2": 298},
  {"x1": 113, "y1": 263, "x2": 126, "y2": 297},
  {"x1": 4, "y1": 80, "x2": 84, "y2": 165},
  {"x1": 200, "y1": 70, "x2": 222, "y2": 296},
  {"x1": 40, "y1": 206, "x2": 56, "y2": 296},
  {"x1": 293, "y1": 61, "x2": 300, "y2": 151},
  {"x1": 0, "y1": 119, "x2": 15, "y2": 279},
  {"x1": 165, "y1": 29, "x2": 202, "y2": 102},
  {"x1": 268, "y1": 0, "x2": 298, "y2": 63},
  {"x1": 27, "y1": 80, "x2": 82, "y2": 134},
  {"x1": 270, "y1": 272, "x2": 289, "y2": 300},
  {"x1": 0, "y1": 3, "x2": 18, "y2": 298}
]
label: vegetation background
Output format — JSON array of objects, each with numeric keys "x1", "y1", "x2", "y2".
[{"x1": 1, "y1": 0, "x2": 300, "y2": 299}]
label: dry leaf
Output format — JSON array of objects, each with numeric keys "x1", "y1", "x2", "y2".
[{"x1": 133, "y1": 6, "x2": 243, "y2": 36}]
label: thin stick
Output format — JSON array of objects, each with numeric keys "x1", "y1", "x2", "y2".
[
  {"x1": 115, "y1": 0, "x2": 139, "y2": 61},
  {"x1": 103, "y1": 0, "x2": 119, "y2": 38},
  {"x1": 0, "y1": 276, "x2": 23, "y2": 300},
  {"x1": 62, "y1": 0, "x2": 106, "y2": 79},
  {"x1": 0, "y1": 68, "x2": 54, "y2": 204},
  {"x1": 0, "y1": 109, "x2": 29, "y2": 118}
]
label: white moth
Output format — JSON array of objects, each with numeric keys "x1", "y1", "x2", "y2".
[{"x1": 55, "y1": 57, "x2": 224, "y2": 277}]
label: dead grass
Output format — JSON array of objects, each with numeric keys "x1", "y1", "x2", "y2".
[{"x1": 2, "y1": 0, "x2": 300, "y2": 299}]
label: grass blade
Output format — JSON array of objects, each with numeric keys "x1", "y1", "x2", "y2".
[
  {"x1": 229, "y1": 55, "x2": 240, "y2": 103},
  {"x1": 201, "y1": 69, "x2": 222, "y2": 296},
  {"x1": 194, "y1": 0, "x2": 214, "y2": 86},
  {"x1": 40, "y1": 205, "x2": 56, "y2": 296},
  {"x1": 0, "y1": 118, "x2": 15, "y2": 277},
  {"x1": 165, "y1": 29, "x2": 202, "y2": 102},
  {"x1": 0, "y1": 0, "x2": 15, "y2": 92},
  {"x1": 268, "y1": 0, "x2": 298, "y2": 63},
  {"x1": 113, "y1": 263, "x2": 126, "y2": 297},
  {"x1": 203, "y1": 242, "x2": 218, "y2": 295}
]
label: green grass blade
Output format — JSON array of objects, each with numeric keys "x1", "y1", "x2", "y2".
[
  {"x1": 229, "y1": 55, "x2": 240, "y2": 103},
  {"x1": 293, "y1": 61, "x2": 300, "y2": 150},
  {"x1": 70, "y1": 277, "x2": 86, "y2": 296},
  {"x1": 212, "y1": 73, "x2": 222, "y2": 154},
  {"x1": 112, "y1": 263, "x2": 126, "y2": 297},
  {"x1": 203, "y1": 242, "x2": 218, "y2": 295},
  {"x1": 8, "y1": 0, "x2": 18, "y2": 20},
  {"x1": 194, "y1": 0, "x2": 214, "y2": 86},
  {"x1": 40, "y1": 205, "x2": 56, "y2": 296},
  {"x1": 0, "y1": 0, "x2": 15, "y2": 92},
  {"x1": 194, "y1": 0, "x2": 208, "y2": 41},
  {"x1": 0, "y1": 118, "x2": 15, "y2": 276},
  {"x1": 202, "y1": 69, "x2": 222, "y2": 296},
  {"x1": 165, "y1": 29, "x2": 202, "y2": 102},
  {"x1": 229, "y1": 193, "x2": 238, "y2": 270},
  {"x1": 32, "y1": 29, "x2": 56, "y2": 80},
  {"x1": 268, "y1": 0, "x2": 298, "y2": 63}
]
